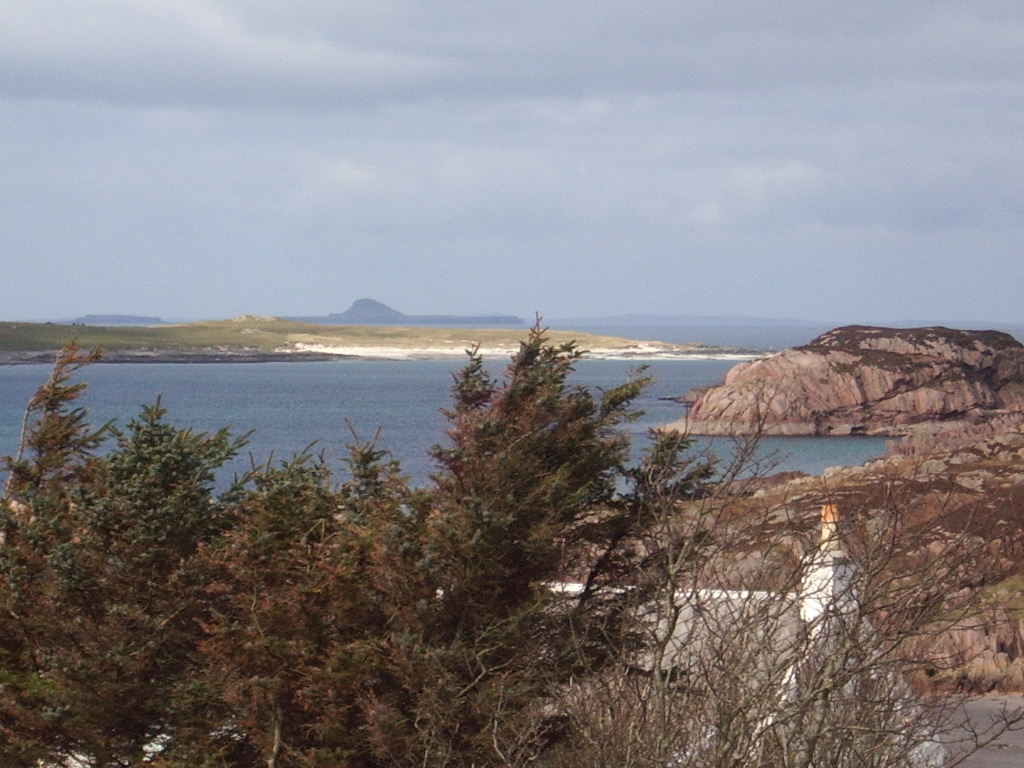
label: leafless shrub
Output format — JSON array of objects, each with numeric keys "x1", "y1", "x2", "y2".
[
  {"x1": 888, "y1": 416, "x2": 1024, "y2": 458},
  {"x1": 539, "y1": 451, "x2": 1023, "y2": 768}
]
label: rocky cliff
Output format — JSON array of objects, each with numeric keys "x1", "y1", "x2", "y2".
[{"x1": 665, "y1": 325, "x2": 1024, "y2": 436}]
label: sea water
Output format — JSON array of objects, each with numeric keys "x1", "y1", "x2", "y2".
[{"x1": 0, "y1": 354, "x2": 888, "y2": 487}]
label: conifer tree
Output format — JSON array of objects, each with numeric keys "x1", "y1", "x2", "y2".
[
  {"x1": 172, "y1": 452, "x2": 391, "y2": 767},
  {"x1": 1, "y1": 344, "x2": 109, "y2": 766},
  {"x1": 0, "y1": 348, "x2": 245, "y2": 767},
  {"x1": 360, "y1": 325, "x2": 713, "y2": 767}
]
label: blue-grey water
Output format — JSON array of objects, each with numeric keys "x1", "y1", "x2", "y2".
[
  {"x1": 553, "y1": 322, "x2": 1024, "y2": 352},
  {"x1": 549, "y1": 323, "x2": 834, "y2": 351},
  {"x1": 0, "y1": 352, "x2": 889, "y2": 487}
]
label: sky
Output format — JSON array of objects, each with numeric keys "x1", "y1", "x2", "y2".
[{"x1": 2, "y1": 2, "x2": 1023, "y2": 325}]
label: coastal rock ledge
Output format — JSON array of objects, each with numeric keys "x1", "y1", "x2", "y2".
[{"x1": 664, "y1": 325, "x2": 1024, "y2": 436}]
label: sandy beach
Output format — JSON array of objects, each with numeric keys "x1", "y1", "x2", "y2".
[{"x1": 289, "y1": 341, "x2": 758, "y2": 362}]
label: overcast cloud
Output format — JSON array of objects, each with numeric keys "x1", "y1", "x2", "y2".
[{"x1": 2, "y1": 1, "x2": 1022, "y2": 324}]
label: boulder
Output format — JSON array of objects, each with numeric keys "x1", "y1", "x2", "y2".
[{"x1": 666, "y1": 326, "x2": 1024, "y2": 436}]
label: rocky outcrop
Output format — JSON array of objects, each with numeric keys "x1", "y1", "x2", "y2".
[
  {"x1": 734, "y1": 422, "x2": 1024, "y2": 693},
  {"x1": 665, "y1": 325, "x2": 1024, "y2": 436}
]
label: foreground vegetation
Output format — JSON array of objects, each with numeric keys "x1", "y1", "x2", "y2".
[{"x1": 0, "y1": 331, "x2": 1017, "y2": 767}]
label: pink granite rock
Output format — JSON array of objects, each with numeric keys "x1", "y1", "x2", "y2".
[{"x1": 666, "y1": 326, "x2": 1024, "y2": 436}]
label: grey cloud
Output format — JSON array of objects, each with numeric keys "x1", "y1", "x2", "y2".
[
  {"x1": 1, "y1": 1, "x2": 1022, "y2": 322},
  {"x1": 4, "y1": 1, "x2": 1022, "y2": 110}
]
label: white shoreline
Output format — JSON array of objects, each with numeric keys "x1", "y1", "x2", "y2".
[{"x1": 289, "y1": 343, "x2": 758, "y2": 362}]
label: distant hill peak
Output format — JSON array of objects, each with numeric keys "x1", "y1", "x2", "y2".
[
  {"x1": 342, "y1": 299, "x2": 405, "y2": 322},
  {"x1": 289, "y1": 300, "x2": 524, "y2": 327}
]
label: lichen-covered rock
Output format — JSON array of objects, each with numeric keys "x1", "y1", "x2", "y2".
[{"x1": 666, "y1": 326, "x2": 1024, "y2": 436}]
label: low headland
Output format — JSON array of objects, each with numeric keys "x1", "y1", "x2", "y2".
[
  {"x1": 0, "y1": 316, "x2": 755, "y2": 365},
  {"x1": 664, "y1": 325, "x2": 1024, "y2": 438}
]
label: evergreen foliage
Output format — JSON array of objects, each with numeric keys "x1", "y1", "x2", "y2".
[
  {"x1": 0, "y1": 328, "x2": 697, "y2": 767},
  {"x1": 1, "y1": 350, "x2": 245, "y2": 767}
]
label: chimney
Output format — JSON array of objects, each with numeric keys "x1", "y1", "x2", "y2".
[
  {"x1": 819, "y1": 504, "x2": 840, "y2": 552},
  {"x1": 800, "y1": 504, "x2": 857, "y2": 629}
]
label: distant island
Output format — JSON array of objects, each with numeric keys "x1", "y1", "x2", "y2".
[
  {"x1": 0, "y1": 316, "x2": 736, "y2": 364},
  {"x1": 287, "y1": 299, "x2": 525, "y2": 327}
]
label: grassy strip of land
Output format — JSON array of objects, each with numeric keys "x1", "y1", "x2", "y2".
[{"x1": 0, "y1": 317, "x2": 715, "y2": 360}]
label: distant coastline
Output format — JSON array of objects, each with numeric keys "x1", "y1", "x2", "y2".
[
  {"x1": 0, "y1": 317, "x2": 757, "y2": 366},
  {"x1": 0, "y1": 346, "x2": 757, "y2": 366}
]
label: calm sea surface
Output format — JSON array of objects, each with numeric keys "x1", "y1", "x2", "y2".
[{"x1": 0, "y1": 349, "x2": 890, "y2": 486}]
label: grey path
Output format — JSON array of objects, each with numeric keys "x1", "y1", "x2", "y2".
[{"x1": 957, "y1": 696, "x2": 1024, "y2": 768}]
